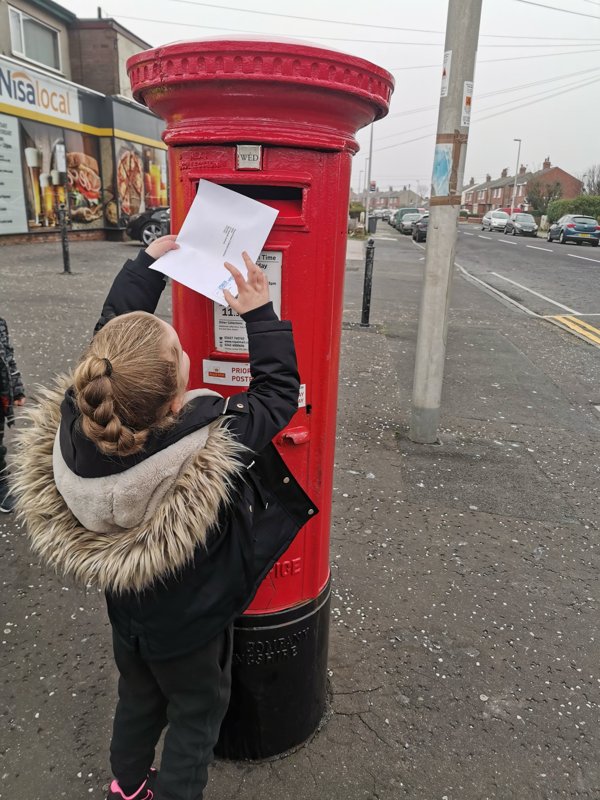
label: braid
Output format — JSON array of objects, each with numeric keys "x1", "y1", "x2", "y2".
[
  {"x1": 71, "y1": 311, "x2": 183, "y2": 460},
  {"x1": 73, "y1": 354, "x2": 150, "y2": 456}
]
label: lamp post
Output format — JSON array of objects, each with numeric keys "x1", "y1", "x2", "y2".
[
  {"x1": 510, "y1": 138, "x2": 522, "y2": 214},
  {"x1": 364, "y1": 123, "x2": 374, "y2": 232}
]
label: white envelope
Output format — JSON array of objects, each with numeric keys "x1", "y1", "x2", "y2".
[{"x1": 152, "y1": 179, "x2": 279, "y2": 304}]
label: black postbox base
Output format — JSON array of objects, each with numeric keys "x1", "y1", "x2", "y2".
[{"x1": 215, "y1": 578, "x2": 331, "y2": 760}]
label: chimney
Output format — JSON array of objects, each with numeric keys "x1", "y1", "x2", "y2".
[
  {"x1": 543, "y1": 156, "x2": 551, "y2": 170},
  {"x1": 501, "y1": 168, "x2": 508, "y2": 178},
  {"x1": 519, "y1": 164, "x2": 527, "y2": 176},
  {"x1": 485, "y1": 174, "x2": 491, "y2": 183},
  {"x1": 469, "y1": 177, "x2": 475, "y2": 186}
]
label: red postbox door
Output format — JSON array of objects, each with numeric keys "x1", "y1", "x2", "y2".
[{"x1": 169, "y1": 143, "x2": 351, "y2": 614}]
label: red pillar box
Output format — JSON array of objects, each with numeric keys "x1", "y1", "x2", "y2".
[{"x1": 127, "y1": 39, "x2": 393, "y2": 759}]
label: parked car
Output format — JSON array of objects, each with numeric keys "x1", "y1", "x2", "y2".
[
  {"x1": 412, "y1": 213, "x2": 429, "y2": 242},
  {"x1": 399, "y1": 212, "x2": 421, "y2": 234},
  {"x1": 126, "y1": 206, "x2": 170, "y2": 245},
  {"x1": 504, "y1": 213, "x2": 538, "y2": 237},
  {"x1": 546, "y1": 214, "x2": 600, "y2": 247},
  {"x1": 481, "y1": 210, "x2": 510, "y2": 232},
  {"x1": 392, "y1": 207, "x2": 420, "y2": 230}
]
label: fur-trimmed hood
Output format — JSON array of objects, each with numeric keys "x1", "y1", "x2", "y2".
[{"x1": 12, "y1": 377, "x2": 247, "y2": 595}]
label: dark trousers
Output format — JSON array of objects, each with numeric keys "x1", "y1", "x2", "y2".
[
  {"x1": 110, "y1": 625, "x2": 233, "y2": 800},
  {"x1": 0, "y1": 416, "x2": 7, "y2": 476}
]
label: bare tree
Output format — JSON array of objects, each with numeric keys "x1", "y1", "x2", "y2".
[
  {"x1": 582, "y1": 164, "x2": 600, "y2": 195},
  {"x1": 526, "y1": 179, "x2": 563, "y2": 214}
]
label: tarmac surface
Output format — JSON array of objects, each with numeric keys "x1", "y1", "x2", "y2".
[{"x1": 1, "y1": 233, "x2": 599, "y2": 799}]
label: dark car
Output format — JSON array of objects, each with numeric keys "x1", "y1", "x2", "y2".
[
  {"x1": 547, "y1": 214, "x2": 600, "y2": 247},
  {"x1": 504, "y1": 213, "x2": 538, "y2": 237},
  {"x1": 412, "y1": 213, "x2": 429, "y2": 243},
  {"x1": 126, "y1": 207, "x2": 170, "y2": 245}
]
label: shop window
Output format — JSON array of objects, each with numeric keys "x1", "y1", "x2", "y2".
[{"x1": 9, "y1": 6, "x2": 61, "y2": 72}]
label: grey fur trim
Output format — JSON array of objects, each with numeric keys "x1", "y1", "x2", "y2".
[{"x1": 11, "y1": 376, "x2": 248, "y2": 594}]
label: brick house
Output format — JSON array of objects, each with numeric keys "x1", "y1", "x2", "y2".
[
  {"x1": 461, "y1": 158, "x2": 583, "y2": 215},
  {"x1": 350, "y1": 186, "x2": 425, "y2": 210}
]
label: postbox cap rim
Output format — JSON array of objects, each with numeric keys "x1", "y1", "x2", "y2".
[{"x1": 126, "y1": 36, "x2": 395, "y2": 92}]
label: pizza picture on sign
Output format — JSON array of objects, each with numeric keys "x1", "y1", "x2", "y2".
[{"x1": 117, "y1": 147, "x2": 143, "y2": 216}]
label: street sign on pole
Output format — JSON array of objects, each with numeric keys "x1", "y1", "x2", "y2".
[{"x1": 409, "y1": 0, "x2": 483, "y2": 444}]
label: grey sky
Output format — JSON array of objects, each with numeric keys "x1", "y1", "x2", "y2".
[{"x1": 60, "y1": 0, "x2": 600, "y2": 194}]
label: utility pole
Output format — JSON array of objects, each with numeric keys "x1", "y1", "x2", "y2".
[
  {"x1": 510, "y1": 138, "x2": 522, "y2": 213},
  {"x1": 409, "y1": 0, "x2": 482, "y2": 443},
  {"x1": 364, "y1": 123, "x2": 374, "y2": 233}
]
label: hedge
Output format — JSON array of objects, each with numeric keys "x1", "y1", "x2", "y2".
[{"x1": 546, "y1": 196, "x2": 600, "y2": 223}]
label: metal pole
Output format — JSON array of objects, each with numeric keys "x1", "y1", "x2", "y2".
[
  {"x1": 409, "y1": 0, "x2": 482, "y2": 443},
  {"x1": 58, "y1": 203, "x2": 71, "y2": 274},
  {"x1": 510, "y1": 138, "x2": 522, "y2": 213},
  {"x1": 360, "y1": 238, "x2": 375, "y2": 326},
  {"x1": 364, "y1": 124, "x2": 374, "y2": 233}
]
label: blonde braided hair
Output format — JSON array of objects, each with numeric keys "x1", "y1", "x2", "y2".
[{"x1": 73, "y1": 312, "x2": 183, "y2": 457}]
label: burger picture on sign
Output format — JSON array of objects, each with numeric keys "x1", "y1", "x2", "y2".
[{"x1": 67, "y1": 151, "x2": 102, "y2": 222}]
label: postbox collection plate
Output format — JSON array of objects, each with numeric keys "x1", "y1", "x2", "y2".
[
  {"x1": 236, "y1": 144, "x2": 262, "y2": 170},
  {"x1": 213, "y1": 250, "x2": 282, "y2": 353}
]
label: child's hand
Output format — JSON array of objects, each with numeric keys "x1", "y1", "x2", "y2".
[
  {"x1": 223, "y1": 252, "x2": 270, "y2": 315},
  {"x1": 145, "y1": 234, "x2": 179, "y2": 260}
]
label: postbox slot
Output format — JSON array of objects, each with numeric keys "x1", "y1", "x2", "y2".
[{"x1": 220, "y1": 184, "x2": 303, "y2": 218}]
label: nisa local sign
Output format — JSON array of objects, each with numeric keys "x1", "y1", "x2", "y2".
[{"x1": 0, "y1": 57, "x2": 79, "y2": 124}]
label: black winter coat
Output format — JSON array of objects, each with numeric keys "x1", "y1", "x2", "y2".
[
  {"x1": 61, "y1": 250, "x2": 317, "y2": 660},
  {"x1": 0, "y1": 317, "x2": 25, "y2": 425}
]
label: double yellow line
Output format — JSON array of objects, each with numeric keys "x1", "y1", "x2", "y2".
[{"x1": 551, "y1": 315, "x2": 600, "y2": 346}]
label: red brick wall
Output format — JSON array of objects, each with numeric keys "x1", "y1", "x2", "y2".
[{"x1": 542, "y1": 167, "x2": 583, "y2": 200}]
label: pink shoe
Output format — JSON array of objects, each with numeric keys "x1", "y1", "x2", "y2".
[{"x1": 106, "y1": 777, "x2": 153, "y2": 799}]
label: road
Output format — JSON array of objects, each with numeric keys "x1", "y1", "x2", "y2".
[
  {"x1": 1, "y1": 237, "x2": 600, "y2": 799},
  {"x1": 373, "y1": 220, "x2": 600, "y2": 347}
]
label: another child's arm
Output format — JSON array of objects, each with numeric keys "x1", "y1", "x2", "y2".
[
  {"x1": 93, "y1": 235, "x2": 179, "y2": 334},
  {"x1": 2, "y1": 320, "x2": 25, "y2": 405}
]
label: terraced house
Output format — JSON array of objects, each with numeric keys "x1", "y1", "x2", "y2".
[{"x1": 461, "y1": 158, "x2": 582, "y2": 216}]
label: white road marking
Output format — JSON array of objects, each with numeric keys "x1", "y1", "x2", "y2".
[
  {"x1": 462, "y1": 231, "x2": 475, "y2": 236},
  {"x1": 499, "y1": 239, "x2": 517, "y2": 245},
  {"x1": 491, "y1": 272, "x2": 579, "y2": 314},
  {"x1": 567, "y1": 253, "x2": 600, "y2": 264},
  {"x1": 526, "y1": 245, "x2": 553, "y2": 252},
  {"x1": 456, "y1": 263, "x2": 539, "y2": 317},
  {"x1": 374, "y1": 235, "x2": 396, "y2": 240},
  {"x1": 478, "y1": 235, "x2": 492, "y2": 240}
]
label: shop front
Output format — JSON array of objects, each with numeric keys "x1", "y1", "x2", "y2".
[{"x1": 0, "y1": 54, "x2": 167, "y2": 241}]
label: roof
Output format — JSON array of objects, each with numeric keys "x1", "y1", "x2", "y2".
[
  {"x1": 26, "y1": 0, "x2": 76, "y2": 24},
  {"x1": 464, "y1": 165, "x2": 580, "y2": 195},
  {"x1": 72, "y1": 18, "x2": 153, "y2": 50}
]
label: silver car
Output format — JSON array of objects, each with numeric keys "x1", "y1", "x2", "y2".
[
  {"x1": 399, "y1": 212, "x2": 421, "y2": 234},
  {"x1": 481, "y1": 210, "x2": 509, "y2": 232}
]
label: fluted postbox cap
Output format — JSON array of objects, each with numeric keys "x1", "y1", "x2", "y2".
[{"x1": 127, "y1": 37, "x2": 394, "y2": 153}]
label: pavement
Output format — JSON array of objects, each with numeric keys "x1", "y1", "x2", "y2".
[{"x1": 1, "y1": 232, "x2": 600, "y2": 799}]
